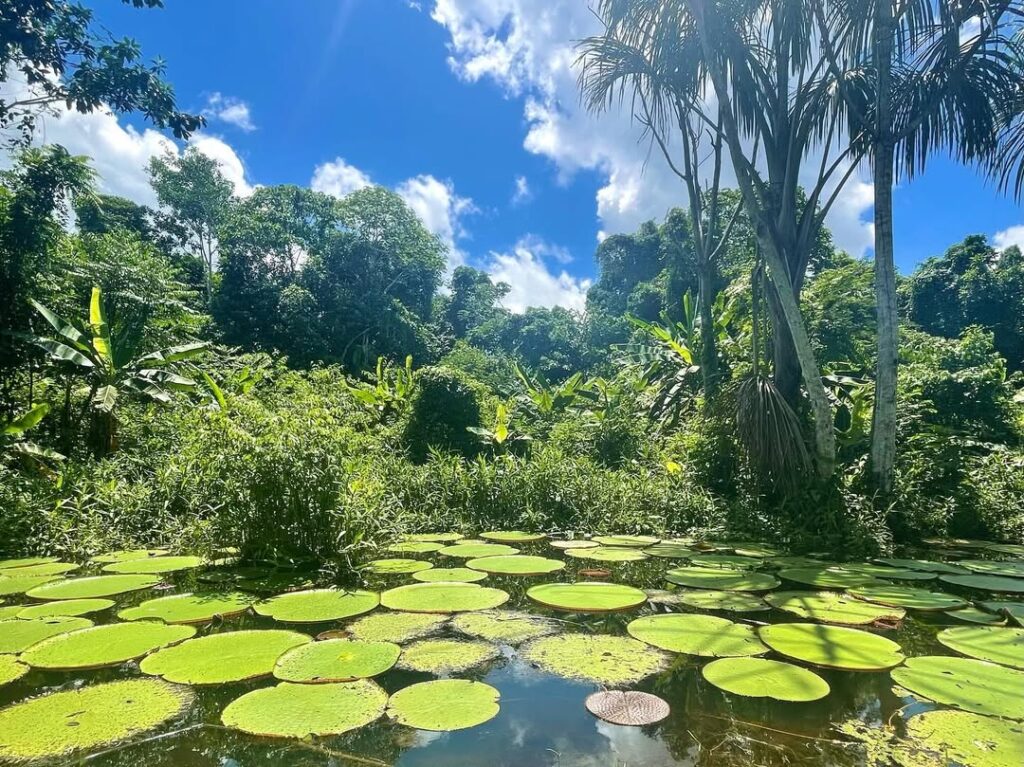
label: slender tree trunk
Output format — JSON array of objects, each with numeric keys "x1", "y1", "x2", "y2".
[
  {"x1": 697, "y1": 258, "x2": 720, "y2": 399},
  {"x1": 765, "y1": 286, "x2": 802, "y2": 405}
]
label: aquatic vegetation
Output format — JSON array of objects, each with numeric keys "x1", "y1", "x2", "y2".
[
  {"x1": 90, "y1": 549, "x2": 169, "y2": 563},
  {"x1": 346, "y1": 611, "x2": 449, "y2": 643},
  {"x1": 665, "y1": 566, "x2": 780, "y2": 591},
  {"x1": 466, "y1": 555, "x2": 565, "y2": 575},
  {"x1": 222, "y1": 680, "x2": 387, "y2": 737},
  {"x1": 701, "y1": 657, "x2": 830, "y2": 701},
  {"x1": 564, "y1": 546, "x2": 649, "y2": 562},
  {"x1": 765, "y1": 591, "x2": 905, "y2": 625},
  {"x1": 874, "y1": 558, "x2": 969, "y2": 575},
  {"x1": 101, "y1": 555, "x2": 205, "y2": 574},
  {"x1": 479, "y1": 531, "x2": 546, "y2": 542},
  {"x1": 520, "y1": 633, "x2": 670, "y2": 686},
  {"x1": 627, "y1": 614, "x2": 769, "y2": 657},
  {"x1": 386, "y1": 541, "x2": 445, "y2": 553},
  {"x1": 891, "y1": 656, "x2": 1024, "y2": 719},
  {"x1": 396, "y1": 638, "x2": 500, "y2": 673},
  {"x1": 759, "y1": 623, "x2": 905, "y2": 670},
  {"x1": 405, "y1": 533, "x2": 464, "y2": 543},
  {"x1": 958, "y1": 560, "x2": 1024, "y2": 578},
  {"x1": 687, "y1": 553, "x2": 763, "y2": 569},
  {"x1": 22, "y1": 622, "x2": 196, "y2": 669},
  {"x1": 846, "y1": 585, "x2": 968, "y2": 611},
  {"x1": 905, "y1": 710, "x2": 1024, "y2": 767},
  {"x1": 676, "y1": 590, "x2": 769, "y2": 612},
  {"x1": 940, "y1": 574, "x2": 1024, "y2": 593},
  {"x1": 412, "y1": 567, "x2": 488, "y2": 583},
  {"x1": 380, "y1": 582, "x2": 509, "y2": 613},
  {"x1": 15, "y1": 598, "x2": 114, "y2": 618},
  {"x1": 253, "y1": 588, "x2": 379, "y2": 622},
  {"x1": 273, "y1": 639, "x2": 400, "y2": 682},
  {"x1": 0, "y1": 655, "x2": 29, "y2": 686},
  {"x1": 981, "y1": 601, "x2": 1024, "y2": 626},
  {"x1": 362, "y1": 558, "x2": 433, "y2": 575},
  {"x1": 526, "y1": 581, "x2": 647, "y2": 612},
  {"x1": 451, "y1": 610, "x2": 560, "y2": 644},
  {"x1": 437, "y1": 542, "x2": 520, "y2": 558},
  {"x1": 778, "y1": 567, "x2": 877, "y2": 589},
  {"x1": 386, "y1": 679, "x2": 500, "y2": 731},
  {"x1": 118, "y1": 592, "x2": 254, "y2": 623},
  {"x1": 0, "y1": 562, "x2": 79, "y2": 576},
  {"x1": 0, "y1": 575, "x2": 61, "y2": 596},
  {"x1": 0, "y1": 557, "x2": 59, "y2": 569},
  {"x1": 26, "y1": 574, "x2": 160, "y2": 600},
  {"x1": 936, "y1": 626, "x2": 1024, "y2": 668},
  {"x1": 944, "y1": 606, "x2": 1007, "y2": 625},
  {"x1": 0, "y1": 616, "x2": 93, "y2": 653},
  {"x1": 592, "y1": 535, "x2": 659, "y2": 547},
  {"x1": 832, "y1": 563, "x2": 936, "y2": 581},
  {"x1": 140, "y1": 629, "x2": 311, "y2": 684},
  {"x1": 584, "y1": 690, "x2": 670, "y2": 725},
  {"x1": 549, "y1": 539, "x2": 599, "y2": 550},
  {"x1": 643, "y1": 542, "x2": 697, "y2": 558}
]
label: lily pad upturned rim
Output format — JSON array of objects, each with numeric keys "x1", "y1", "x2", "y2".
[
  {"x1": 380, "y1": 582, "x2": 510, "y2": 613},
  {"x1": 0, "y1": 575, "x2": 62, "y2": 596},
  {"x1": 15, "y1": 598, "x2": 115, "y2": 619},
  {"x1": 411, "y1": 567, "x2": 488, "y2": 583},
  {"x1": 253, "y1": 588, "x2": 380, "y2": 623},
  {"x1": 891, "y1": 655, "x2": 1024, "y2": 719},
  {"x1": 526, "y1": 581, "x2": 647, "y2": 613},
  {"x1": 466, "y1": 555, "x2": 565, "y2": 575},
  {"x1": 100, "y1": 555, "x2": 205, "y2": 574},
  {"x1": 585, "y1": 690, "x2": 670, "y2": 726},
  {"x1": 846, "y1": 585, "x2": 968, "y2": 611},
  {"x1": 0, "y1": 655, "x2": 29, "y2": 687},
  {"x1": 627, "y1": 613, "x2": 769, "y2": 658},
  {"x1": 222, "y1": 680, "x2": 387, "y2": 738},
  {"x1": 0, "y1": 616, "x2": 94, "y2": 654},
  {"x1": 21, "y1": 622, "x2": 196, "y2": 670},
  {"x1": 758, "y1": 622, "x2": 905, "y2": 671},
  {"x1": 0, "y1": 556, "x2": 59, "y2": 570},
  {"x1": 478, "y1": 531, "x2": 547, "y2": 543},
  {"x1": 701, "y1": 656, "x2": 831, "y2": 702},
  {"x1": 273, "y1": 638, "x2": 400, "y2": 683},
  {"x1": 936, "y1": 625, "x2": 1024, "y2": 669},
  {"x1": 26, "y1": 574, "x2": 161, "y2": 600},
  {"x1": 386, "y1": 678, "x2": 500, "y2": 732},
  {"x1": 140, "y1": 629, "x2": 312, "y2": 685}
]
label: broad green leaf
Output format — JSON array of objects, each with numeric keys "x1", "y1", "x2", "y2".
[
  {"x1": 32, "y1": 338, "x2": 94, "y2": 368},
  {"x1": 3, "y1": 403, "x2": 48, "y2": 435},
  {"x1": 89, "y1": 287, "x2": 112, "y2": 366},
  {"x1": 92, "y1": 385, "x2": 119, "y2": 413}
]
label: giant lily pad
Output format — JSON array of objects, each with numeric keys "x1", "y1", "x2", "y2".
[
  {"x1": 937, "y1": 626, "x2": 1024, "y2": 669},
  {"x1": 986, "y1": 543, "x2": 1024, "y2": 557},
  {"x1": 959, "y1": 560, "x2": 1024, "y2": 578},
  {"x1": 386, "y1": 679, "x2": 499, "y2": 731},
  {"x1": 550, "y1": 539, "x2": 599, "y2": 550},
  {"x1": 0, "y1": 557, "x2": 58, "y2": 570},
  {"x1": 386, "y1": 541, "x2": 444, "y2": 554},
  {"x1": 627, "y1": 614, "x2": 768, "y2": 657},
  {"x1": 945, "y1": 606, "x2": 1007, "y2": 625},
  {"x1": 346, "y1": 612, "x2": 448, "y2": 643},
  {"x1": 891, "y1": 656, "x2": 1024, "y2": 719},
  {"x1": 412, "y1": 567, "x2": 488, "y2": 583},
  {"x1": 451, "y1": 610, "x2": 560, "y2": 645},
  {"x1": 520, "y1": 633, "x2": 670, "y2": 686},
  {"x1": 874, "y1": 558, "x2": 969, "y2": 575},
  {"x1": 380, "y1": 582, "x2": 509, "y2": 613},
  {"x1": 643, "y1": 542, "x2": 697, "y2": 558},
  {"x1": 397, "y1": 638, "x2": 500, "y2": 674},
  {"x1": 405, "y1": 532, "x2": 464, "y2": 543},
  {"x1": 438, "y1": 543, "x2": 519, "y2": 558},
  {"x1": 0, "y1": 562, "x2": 78, "y2": 577},
  {"x1": 666, "y1": 566, "x2": 780, "y2": 592},
  {"x1": 765, "y1": 591, "x2": 905, "y2": 625},
  {"x1": 847, "y1": 585, "x2": 967, "y2": 611},
  {"x1": 0, "y1": 679, "x2": 192, "y2": 762},
  {"x1": 701, "y1": 657, "x2": 830, "y2": 701},
  {"x1": 527, "y1": 582, "x2": 646, "y2": 613},
  {"x1": 0, "y1": 655, "x2": 28, "y2": 686},
  {"x1": 940, "y1": 574, "x2": 1024, "y2": 593},
  {"x1": 274, "y1": 639, "x2": 400, "y2": 682},
  {"x1": 592, "y1": 535, "x2": 660, "y2": 547},
  {"x1": 254, "y1": 588, "x2": 379, "y2": 623},
  {"x1": 118, "y1": 592, "x2": 254, "y2": 624},
  {"x1": 236, "y1": 571, "x2": 315, "y2": 594},
  {"x1": 687, "y1": 554, "x2": 763, "y2": 569},
  {"x1": 981, "y1": 601, "x2": 1024, "y2": 627},
  {"x1": 0, "y1": 616, "x2": 93, "y2": 654},
  {"x1": 362, "y1": 559, "x2": 433, "y2": 575},
  {"x1": 677, "y1": 590, "x2": 769, "y2": 612},
  {"x1": 832, "y1": 563, "x2": 936, "y2": 581},
  {"x1": 16, "y1": 599, "x2": 114, "y2": 619},
  {"x1": 140, "y1": 629, "x2": 311, "y2": 684},
  {"x1": 759, "y1": 623, "x2": 905, "y2": 670},
  {"x1": 22, "y1": 622, "x2": 195, "y2": 669},
  {"x1": 0, "y1": 575, "x2": 60, "y2": 596},
  {"x1": 585, "y1": 691, "x2": 670, "y2": 726},
  {"x1": 27, "y1": 574, "x2": 160, "y2": 600},
  {"x1": 906, "y1": 710, "x2": 1024, "y2": 767},
  {"x1": 101, "y1": 555, "x2": 205, "y2": 574},
  {"x1": 90, "y1": 548, "x2": 168, "y2": 563},
  {"x1": 222, "y1": 680, "x2": 387, "y2": 737},
  {"x1": 564, "y1": 546, "x2": 649, "y2": 562},
  {"x1": 479, "y1": 531, "x2": 546, "y2": 543},
  {"x1": 466, "y1": 555, "x2": 564, "y2": 575},
  {"x1": 779, "y1": 568, "x2": 878, "y2": 589}
]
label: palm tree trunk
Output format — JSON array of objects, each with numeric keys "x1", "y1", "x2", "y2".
[
  {"x1": 697, "y1": 259, "x2": 720, "y2": 399},
  {"x1": 765, "y1": 286, "x2": 802, "y2": 405}
]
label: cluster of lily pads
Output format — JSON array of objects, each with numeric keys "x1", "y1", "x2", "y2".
[{"x1": 0, "y1": 533, "x2": 1022, "y2": 765}]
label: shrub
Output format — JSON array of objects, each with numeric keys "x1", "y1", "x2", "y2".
[{"x1": 402, "y1": 366, "x2": 484, "y2": 462}]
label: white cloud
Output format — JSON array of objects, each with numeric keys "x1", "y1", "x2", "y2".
[
  {"x1": 191, "y1": 135, "x2": 255, "y2": 197},
  {"x1": 994, "y1": 224, "x2": 1024, "y2": 251},
  {"x1": 512, "y1": 174, "x2": 531, "y2": 204},
  {"x1": 202, "y1": 93, "x2": 256, "y2": 132},
  {"x1": 310, "y1": 157, "x2": 373, "y2": 198},
  {"x1": 485, "y1": 236, "x2": 591, "y2": 312}
]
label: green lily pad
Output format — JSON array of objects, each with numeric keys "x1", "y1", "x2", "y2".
[
  {"x1": 643, "y1": 542, "x2": 696, "y2": 558},
  {"x1": 222, "y1": 680, "x2": 386, "y2": 737},
  {"x1": 0, "y1": 616, "x2": 94, "y2": 653},
  {"x1": 15, "y1": 599, "x2": 114, "y2": 619},
  {"x1": 27, "y1": 574, "x2": 160, "y2": 600},
  {"x1": 666, "y1": 566, "x2": 780, "y2": 592},
  {"x1": 676, "y1": 590, "x2": 769, "y2": 612},
  {"x1": 22, "y1": 622, "x2": 196, "y2": 669},
  {"x1": 451, "y1": 610, "x2": 560, "y2": 645},
  {"x1": 254, "y1": 589, "x2": 379, "y2": 623},
  {"x1": 381, "y1": 582, "x2": 509, "y2": 613},
  {"x1": 765, "y1": 591, "x2": 905, "y2": 625},
  {"x1": 592, "y1": 535, "x2": 660, "y2": 547},
  {"x1": 141, "y1": 629, "x2": 311, "y2": 684},
  {"x1": 768, "y1": 556, "x2": 833, "y2": 569},
  {"x1": 0, "y1": 655, "x2": 28, "y2": 686},
  {"x1": 832, "y1": 563, "x2": 937, "y2": 581},
  {"x1": 405, "y1": 532, "x2": 464, "y2": 543},
  {"x1": 874, "y1": 558, "x2": 969, "y2": 575},
  {"x1": 906, "y1": 710, "x2": 1024, "y2": 767},
  {"x1": 118, "y1": 592, "x2": 254, "y2": 624},
  {"x1": 779, "y1": 568, "x2": 878, "y2": 589},
  {"x1": 386, "y1": 679, "x2": 499, "y2": 731},
  {"x1": 981, "y1": 601, "x2": 1024, "y2": 626},
  {"x1": 985, "y1": 543, "x2": 1024, "y2": 557},
  {"x1": 687, "y1": 554, "x2": 763, "y2": 569},
  {"x1": 891, "y1": 656, "x2": 1024, "y2": 719},
  {"x1": 274, "y1": 639, "x2": 400, "y2": 682},
  {"x1": 550, "y1": 540, "x2": 599, "y2": 550},
  {"x1": 466, "y1": 555, "x2": 565, "y2": 575},
  {"x1": 437, "y1": 543, "x2": 519, "y2": 558},
  {"x1": 940, "y1": 574, "x2": 1024, "y2": 593},
  {"x1": 564, "y1": 546, "x2": 649, "y2": 562},
  {"x1": 412, "y1": 567, "x2": 488, "y2": 583},
  {"x1": 945, "y1": 607, "x2": 1007, "y2": 625},
  {"x1": 0, "y1": 575, "x2": 61, "y2": 596},
  {"x1": 520, "y1": 633, "x2": 670, "y2": 686},
  {"x1": 346, "y1": 612, "x2": 448, "y2": 643},
  {"x1": 0, "y1": 562, "x2": 79, "y2": 577},
  {"x1": 236, "y1": 571, "x2": 315, "y2": 594},
  {"x1": 101, "y1": 555, "x2": 205, "y2": 574},
  {"x1": 479, "y1": 531, "x2": 546, "y2": 543},
  {"x1": 627, "y1": 614, "x2": 768, "y2": 657},
  {"x1": 0, "y1": 606, "x2": 22, "y2": 619},
  {"x1": 527, "y1": 582, "x2": 647, "y2": 612},
  {"x1": 397, "y1": 638, "x2": 500, "y2": 674},
  {"x1": 732, "y1": 545, "x2": 783, "y2": 558},
  {"x1": 937, "y1": 626, "x2": 1024, "y2": 668},
  {"x1": 0, "y1": 679, "x2": 192, "y2": 762},
  {"x1": 90, "y1": 549, "x2": 168, "y2": 563},
  {"x1": 702, "y1": 657, "x2": 830, "y2": 701},
  {"x1": 0, "y1": 557, "x2": 58, "y2": 570},
  {"x1": 959, "y1": 560, "x2": 1024, "y2": 578},
  {"x1": 362, "y1": 559, "x2": 433, "y2": 575},
  {"x1": 759, "y1": 623, "x2": 905, "y2": 670},
  {"x1": 848, "y1": 585, "x2": 968, "y2": 611},
  {"x1": 386, "y1": 541, "x2": 444, "y2": 554}
]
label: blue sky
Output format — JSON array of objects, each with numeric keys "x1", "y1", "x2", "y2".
[{"x1": 54, "y1": 1, "x2": 1024, "y2": 307}]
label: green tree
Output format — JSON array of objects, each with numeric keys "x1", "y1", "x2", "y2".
[
  {"x1": 73, "y1": 194, "x2": 152, "y2": 239},
  {"x1": 443, "y1": 266, "x2": 510, "y2": 338}
]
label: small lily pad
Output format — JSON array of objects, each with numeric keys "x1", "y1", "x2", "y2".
[
  {"x1": 451, "y1": 610, "x2": 560, "y2": 644},
  {"x1": 937, "y1": 626, "x2": 1024, "y2": 668},
  {"x1": 22, "y1": 622, "x2": 196, "y2": 669},
  {"x1": 676, "y1": 590, "x2": 769, "y2": 612},
  {"x1": 0, "y1": 679, "x2": 192, "y2": 762},
  {"x1": 90, "y1": 549, "x2": 168, "y2": 563},
  {"x1": 466, "y1": 555, "x2": 565, "y2": 575},
  {"x1": 0, "y1": 575, "x2": 60, "y2": 596},
  {"x1": 27, "y1": 574, "x2": 160, "y2": 600},
  {"x1": 362, "y1": 559, "x2": 433, "y2": 575},
  {"x1": 592, "y1": 535, "x2": 660, "y2": 547},
  {"x1": 779, "y1": 568, "x2": 878, "y2": 589},
  {"x1": 643, "y1": 542, "x2": 696, "y2": 558},
  {"x1": 381, "y1": 582, "x2": 509, "y2": 613},
  {"x1": 847, "y1": 585, "x2": 968, "y2": 611},
  {"x1": 874, "y1": 558, "x2": 969, "y2": 575},
  {"x1": 550, "y1": 540, "x2": 599, "y2": 550},
  {"x1": 945, "y1": 607, "x2": 1007, "y2": 625},
  {"x1": 223, "y1": 680, "x2": 387, "y2": 737},
  {"x1": 386, "y1": 541, "x2": 444, "y2": 554},
  {"x1": 141, "y1": 629, "x2": 311, "y2": 684},
  {"x1": 702, "y1": 657, "x2": 830, "y2": 701},
  {"x1": 585, "y1": 690, "x2": 670, "y2": 726},
  {"x1": 906, "y1": 710, "x2": 1024, "y2": 767},
  {"x1": 0, "y1": 562, "x2": 79, "y2": 577},
  {"x1": 564, "y1": 546, "x2": 649, "y2": 562},
  {"x1": 405, "y1": 532, "x2": 464, "y2": 543},
  {"x1": 16, "y1": 599, "x2": 114, "y2": 619},
  {"x1": 759, "y1": 623, "x2": 905, "y2": 670},
  {"x1": 0, "y1": 656, "x2": 28, "y2": 686},
  {"x1": 891, "y1": 656, "x2": 1024, "y2": 719},
  {"x1": 527, "y1": 582, "x2": 647, "y2": 612},
  {"x1": 412, "y1": 567, "x2": 488, "y2": 583},
  {"x1": 959, "y1": 560, "x2": 1024, "y2": 578},
  {"x1": 765, "y1": 591, "x2": 905, "y2": 625},
  {"x1": 666, "y1": 567, "x2": 780, "y2": 591},
  {"x1": 0, "y1": 616, "x2": 94, "y2": 654},
  {"x1": 479, "y1": 531, "x2": 546, "y2": 543},
  {"x1": 688, "y1": 554, "x2": 763, "y2": 569},
  {"x1": 102, "y1": 555, "x2": 205, "y2": 574},
  {"x1": 940, "y1": 574, "x2": 1024, "y2": 593},
  {"x1": 274, "y1": 639, "x2": 400, "y2": 682},
  {"x1": 627, "y1": 614, "x2": 768, "y2": 657},
  {"x1": 397, "y1": 638, "x2": 499, "y2": 674},
  {"x1": 346, "y1": 612, "x2": 448, "y2": 643},
  {"x1": 437, "y1": 543, "x2": 519, "y2": 558},
  {"x1": 0, "y1": 557, "x2": 58, "y2": 570},
  {"x1": 118, "y1": 592, "x2": 254, "y2": 624},
  {"x1": 386, "y1": 679, "x2": 499, "y2": 731},
  {"x1": 254, "y1": 589, "x2": 379, "y2": 623},
  {"x1": 520, "y1": 633, "x2": 670, "y2": 686}
]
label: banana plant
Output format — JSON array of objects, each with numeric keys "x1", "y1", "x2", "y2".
[
  {"x1": 467, "y1": 402, "x2": 532, "y2": 455},
  {"x1": 2, "y1": 403, "x2": 64, "y2": 463},
  {"x1": 513, "y1": 363, "x2": 596, "y2": 417},
  {"x1": 344, "y1": 355, "x2": 416, "y2": 421},
  {"x1": 30, "y1": 286, "x2": 208, "y2": 455}
]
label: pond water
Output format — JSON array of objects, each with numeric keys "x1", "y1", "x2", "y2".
[{"x1": 0, "y1": 537, "x2": 1021, "y2": 766}]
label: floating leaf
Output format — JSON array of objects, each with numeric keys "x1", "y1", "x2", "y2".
[
  {"x1": 381, "y1": 582, "x2": 509, "y2": 613},
  {"x1": 397, "y1": 638, "x2": 499, "y2": 674},
  {"x1": 101, "y1": 555, "x2": 205, "y2": 574},
  {"x1": 874, "y1": 558, "x2": 969, "y2": 575},
  {"x1": 981, "y1": 601, "x2": 1024, "y2": 627},
  {"x1": 759, "y1": 623, "x2": 905, "y2": 670},
  {"x1": 847, "y1": 585, "x2": 968, "y2": 611},
  {"x1": 564, "y1": 546, "x2": 649, "y2": 562},
  {"x1": 16, "y1": 599, "x2": 114, "y2": 619},
  {"x1": 0, "y1": 679, "x2": 192, "y2": 762},
  {"x1": 22, "y1": 622, "x2": 195, "y2": 669},
  {"x1": 592, "y1": 535, "x2": 660, "y2": 547},
  {"x1": 643, "y1": 542, "x2": 696, "y2": 558},
  {"x1": 0, "y1": 606, "x2": 22, "y2": 619},
  {"x1": 701, "y1": 657, "x2": 830, "y2": 701},
  {"x1": 832, "y1": 563, "x2": 937, "y2": 581},
  {"x1": 437, "y1": 543, "x2": 519, "y2": 558},
  {"x1": 779, "y1": 568, "x2": 878, "y2": 589},
  {"x1": 550, "y1": 540, "x2": 599, "y2": 550},
  {"x1": 405, "y1": 533, "x2": 464, "y2": 543},
  {"x1": 141, "y1": 629, "x2": 311, "y2": 684},
  {"x1": 688, "y1": 554, "x2": 763, "y2": 569},
  {"x1": 520, "y1": 633, "x2": 670, "y2": 686},
  {"x1": 274, "y1": 639, "x2": 400, "y2": 682},
  {"x1": 985, "y1": 543, "x2": 1024, "y2": 557},
  {"x1": 665, "y1": 566, "x2": 780, "y2": 592},
  {"x1": 479, "y1": 531, "x2": 546, "y2": 543},
  {"x1": 765, "y1": 591, "x2": 905, "y2": 625},
  {"x1": 0, "y1": 557, "x2": 58, "y2": 570},
  {"x1": 236, "y1": 571, "x2": 315, "y2": 594},
  {"x1": 412, "y1": 567, "x2": 488, "y2": 583},
  {"x1": 959, "y1": 560, "x2": 1024, "y2": 578},
  {"x1": 627, "y1": 614, "x2": 768, "y2": 657},
  {"x1": 347, "y1": 612, "x2": 448, "y2": 643},
  {"x1": 222, "y1": 680, "x2": 387, "y2": 737},
  {"x1": 732, "y1": 544, "x2": 783, "y2": 558},
  {"x1": 906, "y1": 710, "x2": 1024, "y2": 767},
  {"x1": 585, "y1": 691, "x2": 670, "y2": 726},
  {"x1": 27, "y1": 574, "x2": 160, "y2": 600},
  {"x1": 527, "y1": 582, "x2": 647, "y2": 612},
  {"x1": 254, "y1": 589, "x2": 379, "y2": 623},
  {"x1": 0, "y1": 656, "x2": 28, "y2": 687},
  {"x1": 362, "y1": 559, "x2": 433, "y2": 575},
  {"x1": 944, "y1": 607, "x2": 1007, "y2": 625},
  {"x1": 387, "y1": 679, "x2": 499, "y2": 731},
  {"x1": 0, "y1": 575, "x2": 60, "y2": 596},
  {"x1": 451, "y1": 610, "x2": 560, "y2": 645},
  {"x1": 118, "y1": 592, "x2": 254, "y2": 624},
  {"x1": 891, "y1": 656, "x2": 1024, "y2": 719},
  {"x1": 676, "y1": 590, "x2": 769, "y2": 612},
  {"x1": 0, "y1": 616, "x2": 93, "y2": 654},
  {"x1": 386, "y1": 541, "x2": 444, "y2": 554},
  {"x1": 466, "y1": 555, "x2": 565, "y2": 575},
  {"x1": 0, "y1": 562, "x2": 78, "y2": 577},
  {"x1": 940, "y1": 574, "x2": 1024, "y2": 593},
  {"x1": 937, "y1": 626, "x2": 1024, "y2": 669},
  {"x1": 90, "y1": 548, "x2": 168, "y2": 563}
]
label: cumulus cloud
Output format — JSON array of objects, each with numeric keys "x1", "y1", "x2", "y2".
[
  {"x1": 485, "y1": 236, "x2": 591, "y2": 312},
  {"x1": 993, "y1": 224, "x2": 1024, "y2": 251},
  {"x1": 310, "y1": 157, "x2": 373, "y2": 198},
  {"x1": 202, "y1": 93, "x2": 256, "y2": 132},
  {"x1": 512, "y1": 174, "x2": 532, "y2": 204}
]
